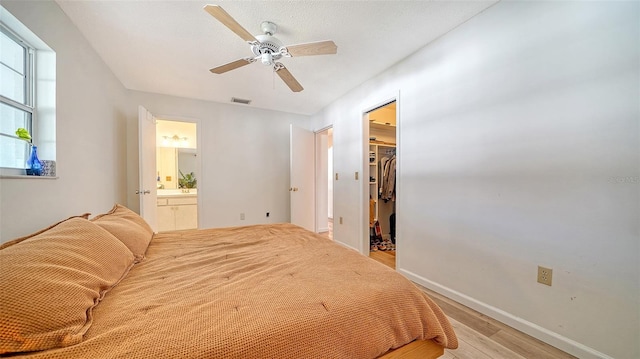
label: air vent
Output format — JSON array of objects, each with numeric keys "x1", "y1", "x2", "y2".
[{"x1": 231, "y1": 97, "x2": 251, "y2": 105}]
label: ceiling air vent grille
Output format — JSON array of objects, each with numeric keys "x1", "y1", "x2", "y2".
[{"x1": 231, "y1": 97, "x2": 251, "y2": 105}]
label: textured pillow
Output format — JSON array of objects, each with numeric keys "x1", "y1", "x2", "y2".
[
  {"x1": 0, "y1": 217, "x2": 135, "y2": 354},
  {"x1": 0, "y1": 213, "x2": 91, "y2": 250},
  {"x1": 91, "y1": 204, "x2": 153, "y2": 260}
]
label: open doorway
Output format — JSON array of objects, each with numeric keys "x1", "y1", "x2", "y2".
[
  {"x1": 155, "y1": 119, "x2": 199, "y2": 232},
  {"x1": 365, "y1": 101, "x2": 397, "y2": 267},
  {"x1": 316, "y1": 126, "x2": 333, "y2": 239}
]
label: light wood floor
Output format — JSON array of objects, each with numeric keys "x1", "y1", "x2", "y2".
[
  {"x1": 369, "y1": 249, "x2": 396, "y2": 268},
  {"x1": 319, "y1": 218, "x2": 333, "y2": 240},
  {"x1": 369, "y1": 250, "x2": 577, "y2": 359}
]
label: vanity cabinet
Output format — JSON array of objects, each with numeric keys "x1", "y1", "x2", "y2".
[{"x1": 157, "y1": 196, "x2": 197, "y2": 232}]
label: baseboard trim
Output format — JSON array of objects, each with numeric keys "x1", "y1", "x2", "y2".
[
  {"x1": 399, "y1": 268, "x2": 613, "y2": 359},
  {"x1": 317, "y1": 227, "x2": 329, "y2": 233},
  {"x1": 335, "y1": 240, "x2": 359, "y2": 252}
]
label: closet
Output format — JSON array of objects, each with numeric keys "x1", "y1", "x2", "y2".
[{"x1": 367, "y1": 101, "x2": 396, "y2": 251}]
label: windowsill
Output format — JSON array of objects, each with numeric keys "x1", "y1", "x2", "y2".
[{"x1": 1, "y1": 175, "x2": 58, "y2": 179}]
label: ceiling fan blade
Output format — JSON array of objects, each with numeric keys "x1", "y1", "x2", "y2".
[
  {"x1": 210, "y1": 58, "x2": 254, "y2": 74},
  {"x1": 203, "y1": 5, "x2": 257, "y2": 43},
  {"x1": 275, "y1": 63, "x2": 303, "y2": 92},
  {"x1": 285, "y1": 40, "x2": 337, "y2": 57}
]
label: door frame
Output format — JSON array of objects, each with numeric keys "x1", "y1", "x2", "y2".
[
  {"x1": 314, "y1": 125, "x2": 333, "y2": 234},
  {"x1": 361, "y1": 92, "x2": 400, "y2": 257},
  {"x1": 155, "y1": 114, "x2": 202, "y2": 229},
  {"x1": 138, "y1": 106, "x2": 158, "y2": 232}
]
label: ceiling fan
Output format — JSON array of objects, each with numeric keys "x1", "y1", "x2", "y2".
[{"x1": 203, "y1": 5, "x2": 337, "y2": 92}]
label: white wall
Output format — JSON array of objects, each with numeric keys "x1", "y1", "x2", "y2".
[
  {"x1": 316, "y1": 94, "x2": 371, "y2": 252},
  {"x1": 125, "y1": 91, "x2": 307, "y2": 229},
  {"x1": 310, "y1": 2, "x2": 639, "y2": 358},
  {"x1": 0, "y1": 0, "x2": 129, "y2": 242},
  {"x1": 327, "y1": 145, "x2": 333, "y2": 219}
]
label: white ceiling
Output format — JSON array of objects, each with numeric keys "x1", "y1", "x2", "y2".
[{"x1": 55, "y1": 0, "x2": 497, "y2": 116}]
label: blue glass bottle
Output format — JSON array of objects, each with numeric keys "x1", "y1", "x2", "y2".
[{"x1": 26, "y1": 145, "x2": 43, "y2": 176}]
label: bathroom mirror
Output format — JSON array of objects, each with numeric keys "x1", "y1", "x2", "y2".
[
  {"x1": 177, "y1": 148, "x2": 197, "y2": 188},
  {"x1": 157, "y1": 147, "x2": 197, "y2": 189}
]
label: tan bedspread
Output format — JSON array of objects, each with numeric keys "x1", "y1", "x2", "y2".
[{"x1": 15, "y1": 224, "x2": 457, "y2": 358}]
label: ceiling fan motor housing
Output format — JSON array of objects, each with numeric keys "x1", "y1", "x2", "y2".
[{"x1": 252, "y1": 34, "x2": 284, "y2": 64}]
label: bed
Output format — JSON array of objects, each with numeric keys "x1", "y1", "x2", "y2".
[{"x1": 0, "y1": 204, "x2": 457, "y2": 358}]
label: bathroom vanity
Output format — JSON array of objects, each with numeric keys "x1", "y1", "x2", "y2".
[{"x1": 156, "y1": 189, "x2": 198, "y2": 232}]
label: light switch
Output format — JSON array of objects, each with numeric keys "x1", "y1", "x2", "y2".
[
  {"x1": 355, "y1": 172, "x2": 359, "y2": 180},
  {"x1": 335, "y1": 173, "x2": 339, "y2": 180}
]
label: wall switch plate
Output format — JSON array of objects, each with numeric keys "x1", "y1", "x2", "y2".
[
  {"x1": 537, "y1": 266, "x2": 553, "y2": 286},
  {"x1": 335, "y1": 173, "x2": 339, "y2": 180},
  {"x1": 240, "y1": 213, "x2": 245, "y2": 220},
  {"x1": 339, "y1": 217, "x2": 343, "y2": 224},
  {"x1": 355, "y1": 172, "x2": 359, "y2": 180}
]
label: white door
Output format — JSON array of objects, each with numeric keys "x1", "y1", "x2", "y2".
[
  {"x1": 290, "y1": 124, "x2": 315, "y2": 231},
  {"x1": 138, "y1": 106, "x2": 158, "y2": 232}
]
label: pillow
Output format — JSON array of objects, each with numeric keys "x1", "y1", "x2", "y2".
[
  {"x1": 91, "y1": 204, "x2": 153, "y2": 260},
  {"x1": 0, "y1": 213, "x2": 91, "y2": 250},
  {"x1": 0, "y1": 217, "x2": 135, "y2": 354}
]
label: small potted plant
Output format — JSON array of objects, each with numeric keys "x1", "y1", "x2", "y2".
[{"x1": 178, "y1": 170, "x2": 196, "y2": 190}]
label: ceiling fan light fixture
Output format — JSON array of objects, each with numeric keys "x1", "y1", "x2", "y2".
[{"x1": 261, "y1": 52, "x2": 273, "y2": 65}]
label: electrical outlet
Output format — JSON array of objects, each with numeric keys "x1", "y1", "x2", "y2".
[
  {"x1": 537, "y1": 266, "x2": 553, "y2": 286},
  {"x1": 240, "y1": 213, "x2": 245, "y2": 220}
]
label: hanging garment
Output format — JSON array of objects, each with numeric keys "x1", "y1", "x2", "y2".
[
  {"x1": 380, "y1": 155, "x2": 396, "y2": 201},
  {"x1": 379, "y1": 156, "x2": 390, "y2": 190},
  {"x1": 384, "y1": 156, "x2": 396, "y2": 201},
  {"x1": 379, "y1": 155, "x2": 391, "y2": 199},
  {"x1": 389, "y1": 213, "x2": 396, "y2": 244}
]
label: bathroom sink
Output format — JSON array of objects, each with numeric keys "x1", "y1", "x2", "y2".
[{"x1": 157, "y1": 189, "x2": 197, "y2": 197}]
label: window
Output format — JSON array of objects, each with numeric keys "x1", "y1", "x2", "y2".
[
  {"x1": 0, "y1": 24, "x2": 34, "y2": 168},
  {"x1": 0, "y1": 5, "x2": 56, "y2": 176}
]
